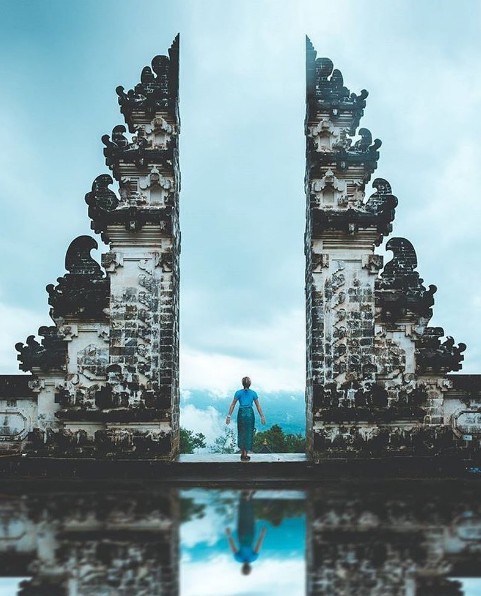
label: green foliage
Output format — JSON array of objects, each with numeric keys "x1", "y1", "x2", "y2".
[
  {"x1": 253, "y1": 424, "x2": 305, "y2": 453},
  {"x1": 254, "y1": 500, "x2": 306, "y2": 526},
  {"x1": 180, "y1": 428, "x2": 206, "y2": 454},
  {"x1": 210, "y1": 427, "x2": 236, "y2": 454}
]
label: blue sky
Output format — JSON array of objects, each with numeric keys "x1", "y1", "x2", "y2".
[{"x1": 1, "y1": 0, "x2": 480, "y2": 397}]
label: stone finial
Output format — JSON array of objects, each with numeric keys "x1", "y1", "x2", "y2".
[
  {"x1": 85, "y1": 174, "x2": 119, "y2": 220},
  {"x1": 376, "y1": 237, "x2": 437, "y2": 324},
  {"x1": 306, "y1": 36, "x2": 368, "y2": 134},
  {"x1": 15, "y1": 326, "x2": 67, "y2": 373},
  {"x1": 116, "y1": 35, "x2": 180, "y2": 131},
  {"x1": 46, "y1": 236, "x2": 109, "y2": 321},
  {"x1": 416, "y1": 327, "x2": 466, "y2": 374}
]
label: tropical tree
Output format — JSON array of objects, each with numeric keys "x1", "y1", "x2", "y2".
[
  {"x1": 210, "y1": 427, "x2": 236, "y2": 454},
  {"x1": 180, "y1": 428, "x2": 206, "y2": 453},
  {"x1": 253, "y1": 424, "x2": 305, "y2": 453}
]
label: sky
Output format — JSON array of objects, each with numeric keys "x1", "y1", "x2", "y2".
[{"x1": 0, "y1": 0, "x2": 480, "y2": 399}]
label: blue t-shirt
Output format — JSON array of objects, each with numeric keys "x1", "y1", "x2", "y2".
[
  {"x1": 234, "y1": 388, "x2": 258, "y2": 407},
  {"x1": 234, "y1": 546, "x2": 259, "y2": 564}
]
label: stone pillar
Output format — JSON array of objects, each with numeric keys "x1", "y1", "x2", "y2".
[
  {"x1": 304, "y1": 38, "x2": 395, "y2": 457},
  {"x1": 304, "y1": 38, "x2": 467, "y2": 460},
  {"x1": 15, "y1": 37, "x2": 181, "y2": 459},
  {"x1": 85, "y1": 35, "x2": 181, "y2": 458}
]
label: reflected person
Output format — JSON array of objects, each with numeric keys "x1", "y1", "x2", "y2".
[
  {"x1": 226, "y1": 491, "x2": 267, "y2": 575},
  {"x1": 226, "y1": 376, "x2": 266, "y2": 461}
]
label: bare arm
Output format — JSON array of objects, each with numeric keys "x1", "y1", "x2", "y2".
[
  {"x1": 254, "y1": 399, "x2": 266, "y2": 425},
  {"x1": 254, "y1": 527, "x2": 267, "y2": 553},
  {"x1": 225, "y1": 399, "x2": 237, "y2": 425},
  {"x1": 225, "y1": 528, "x2": 238, "y2": 553}
]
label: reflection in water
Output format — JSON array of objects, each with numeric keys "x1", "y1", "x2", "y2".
[
  {"x1": 180, "y1": 489, "x2": 306, "y2": 595},
  {"x1": 0, "y1": 491, "x2": 179, "y2": 595},
  {"x1": 226, "y1": 491, "x2": 267, "y2": 575},
  {"x1": 307, "y1": 481, "x2": 481, "y2": 596},
  {"x1": 0, "y1": 482, "x2": 481, "y2": 594}
]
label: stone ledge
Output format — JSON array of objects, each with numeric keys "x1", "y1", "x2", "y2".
[{"x1": 0, "y1": 454, "x2": 477, "y2": 485}]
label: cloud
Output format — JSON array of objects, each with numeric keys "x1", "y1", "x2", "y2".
[
  {"x1": 180, "y1": 554, "x2": 305, "y2": 596},
  {"x1": 180, "y1": 404, "x2": 225, "y2": 446},
  {"x1": 180, "y1": 308, "x2": 305, "y2": 394},
  {"x1": 180, "y1": 490, "x2": 232, "y2": 548},
  {"x1": 0, "y1": 579, "x2": 27, "y2": 596},
  {"x1": 0, "y1": 300, "x2": 49, "y2": 374}
]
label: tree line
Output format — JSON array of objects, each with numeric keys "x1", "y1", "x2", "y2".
[{"x1": 180, "y1": 425, "x2": 305, "y2": 454}]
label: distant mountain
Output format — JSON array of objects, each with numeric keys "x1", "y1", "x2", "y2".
[{"x1": 181, "y1": 389, "x2": 306, "y2": 436}]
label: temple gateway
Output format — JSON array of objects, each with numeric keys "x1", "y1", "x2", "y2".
[{"x1": 0, "y1": 36, "x2": 480, "y2": 465}]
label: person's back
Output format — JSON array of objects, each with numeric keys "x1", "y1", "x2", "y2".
[
  {"x1": 234, "y1": 388, "x2": 258, "y2": 408},
  {"x1": 226, "y1": 377, "x2": 266, "y2": 461}
]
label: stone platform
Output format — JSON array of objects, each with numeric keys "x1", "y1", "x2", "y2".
[{"x1": 0, "y1": 453, "x2": 477, "y2": 490}]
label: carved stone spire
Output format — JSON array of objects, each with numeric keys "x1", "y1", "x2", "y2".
[
  {"x1": 116, "y1": 34, "x2": 180, "y2": 131},
  {"x1": 87, "y1": 38, "x2": 180, "y2": 245},
  {"x1": 306, "y1": 36, "x2": 368, "y2": 134}
]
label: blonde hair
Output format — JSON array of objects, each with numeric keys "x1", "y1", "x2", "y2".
[{"x1": 242, "y1": 376, "x2": 251, "y2": 389}]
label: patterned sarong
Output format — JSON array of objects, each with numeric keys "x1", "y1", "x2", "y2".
[{"x1": 237, "y1": 406, "x2": 255, "y2": 450}]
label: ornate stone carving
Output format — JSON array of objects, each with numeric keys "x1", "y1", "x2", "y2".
[
  {"x1": 46, "y1": 236, "x2": 109, "y2": 321},
  {"x1": 306, "y1": 37, "x2": 368, "y2": 134},
  {"x1": 86, "y1": 172, "x2": 173, "y2": 241},
  {"x1": 311, "y1": 178, "x2": 397, "y2": 243},
  {"x1": 116, "y1": 35, "x2": 179, "y2": 132},
  {"x1": 416, "y1": 327, "x2": 466, "y2": 374},
  {"x1": 77, "y1": 344, "x2": 109, "y2": 380},
  {"x1": 101, "y1": 251, "x2": 123, "y2": 272},
  {"x1": 85, "y1": 174, "x2": 120, "y2": 217},
  {"x1": 102, "y1": 124, "x2": 176, "y2": 172},
  {"x1": 15, "y1": 327, "x2": 67, "y2": 373},
  {"x1": 376, "y1": 237, "x2": 437, "y2": 324},
  {"x1": 362, "y1": 253, "x2": 383, "y2": 274},
  {"x1": 310, "y1": 169, "x2": 347, "y2": 208}
]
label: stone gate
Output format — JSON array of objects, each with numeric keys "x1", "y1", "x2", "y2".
[{"x1": 0, "y1": 36, "x2": 480, "y2": 464}]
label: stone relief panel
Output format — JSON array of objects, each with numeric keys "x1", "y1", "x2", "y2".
[{"x1": 77, "y1": 344, "x2": 109, "y2": 380}]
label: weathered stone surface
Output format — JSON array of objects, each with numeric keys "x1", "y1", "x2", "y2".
[
  {"x1": 0, "y1": 491, "x2": 178, "y2": 595},
  {"x1": 9, "y1": 38, "x2": 181, "y2": 460},
  {"x1": 116, "y1": 34, "x2": 179, "y2": 131},
  {"x1": 15, "y1": 327, "x2": 67, "y2": 373},
  {"x1": 305, "y1": 38, "x2": 471, "y2": 460},
  {"x1": 46, "y1": 235, "x2": 109, "y2": 321}
]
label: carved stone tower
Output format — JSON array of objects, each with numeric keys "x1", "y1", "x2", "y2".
[
  {"x1": 15, "y1": 36, "x2": 181, "y2": 459},
  {"x1": 305, "y1": 37, "x2": 468, "y2": 460}
]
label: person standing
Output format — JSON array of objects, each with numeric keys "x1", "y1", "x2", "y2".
[{"x1": 226, "y1": 376, "x2": 266, "y2": 461}]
